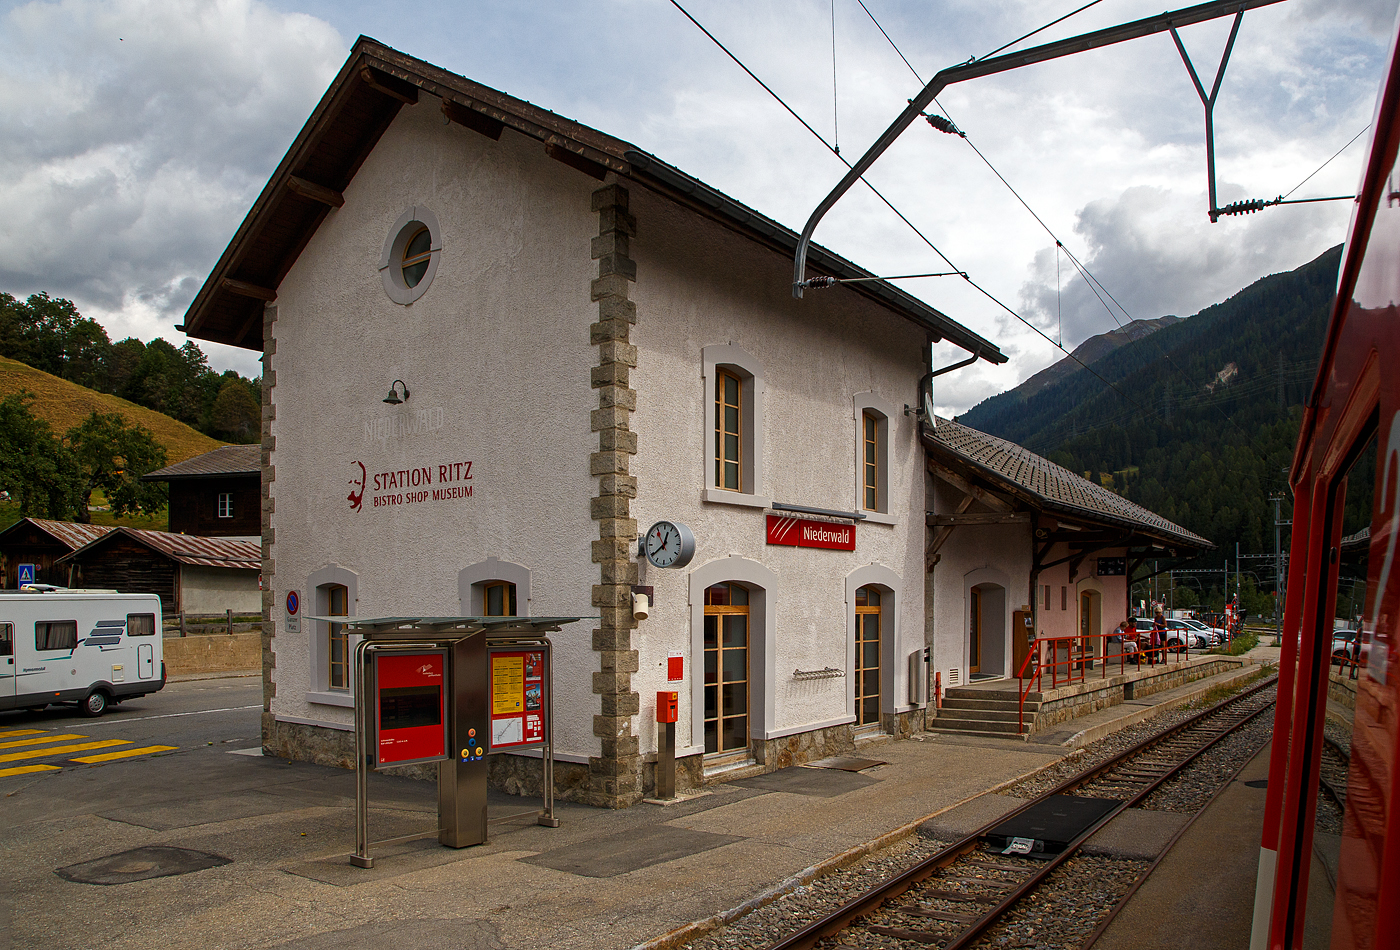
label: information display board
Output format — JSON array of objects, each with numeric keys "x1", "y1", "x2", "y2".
[
  {"x1": 372, "y1": 650, "x2": 449, "y2": 768},
  {"x1": 488, "y1": 647, "x2": 547, "y2": 751}
]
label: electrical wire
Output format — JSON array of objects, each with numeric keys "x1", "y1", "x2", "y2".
[
  {"x1": 1281, "y1": 124, "x2": 1370, "y2": 201},
  {"x1": 978, "y1": 0, "x2": 1107, "y2": 62},
  {"x1": 831, "y1": 0, "x2": 840, "y2": 154},
  {"x1": 856, "y1": 0, "x2": 1256, "y2": 445},
  {"x1": 666, "y1": 0, "x2": 1154, "y2": 415}
]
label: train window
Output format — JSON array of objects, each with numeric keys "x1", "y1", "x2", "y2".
[
  {"x1": 35, "y1": 621, "x2": 78, "y2": 652},
  {"x1": 127, "y1": 614, "x2": 156, "y2": 637}
]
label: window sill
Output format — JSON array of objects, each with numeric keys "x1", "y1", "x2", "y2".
[
  {"x1": 702, "y1": 488, "x2": 772, "y2": 509},
  {"x1": 305, "y1": 690, "x2": 354, "y2": 708},
  {"x1": 858, "y1": 510, "x2": 897, "y2": 526}
]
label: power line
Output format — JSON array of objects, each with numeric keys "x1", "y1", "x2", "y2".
[
  {"x1": 1281, "y1": 124, "x2": 1370, "y2": 200},
  {"x1": 978, "y1": 0, "x2": 1108, "y2": 62},
  {"x1": 668, "y1": 0, "x2": 1152, "y2": 415}
]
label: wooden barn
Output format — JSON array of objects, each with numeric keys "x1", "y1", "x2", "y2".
[
  {"x1": 143, "y1": 444, "x2": 261, "y2": 540},
  {"x1": 0, "y1": 518, "x2": 114, "y2": 589},
  {"x1": 57, "y1": 528, "x2": 261, "y2": 613}
]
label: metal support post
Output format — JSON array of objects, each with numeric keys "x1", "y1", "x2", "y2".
[
  {"x1": 656, "y1": 721, "x2": 676, "y2": 800},
  {"x1": 351, "y1": 637, "x2": 373, "y2": 868},
  {"x1": 439, "y1": 633, "x2": 489, "y2": 848}
]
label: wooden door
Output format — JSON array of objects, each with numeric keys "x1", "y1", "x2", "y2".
[
  {"x1": 1012, "y1": 610, "x2": 1031, "y2": 676},
  {"x1": 969, "y1": 588, "x2": 982, "y2": 674}
]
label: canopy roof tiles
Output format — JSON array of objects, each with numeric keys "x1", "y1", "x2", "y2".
[{"x1": 924, "y1": 416, "x2": 1212, "y2": 552}]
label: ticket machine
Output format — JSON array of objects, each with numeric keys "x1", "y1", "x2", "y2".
[{"x1": 318, "y1": 616, "x2": 582, "y2": 868}]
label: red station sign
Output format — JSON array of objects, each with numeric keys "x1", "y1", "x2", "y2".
[
  {"x1": 766, "y1": 514, "x2": 856, "y2": 551},
  {"x1": 373, "y1": 651, "x2": 448, "y2": 767}
]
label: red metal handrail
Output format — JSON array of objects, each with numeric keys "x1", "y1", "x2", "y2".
[{"x1": 1015, "y1": 630, "x2": 1191, "y2": 732}]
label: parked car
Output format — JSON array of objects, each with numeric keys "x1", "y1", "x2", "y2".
[
  {"x1": 1175, "y1": 618, "x2": 1223, "y2": 647},
  {"x1": 1332, "y1": 629, "x2": 1361, "y2": 666}
]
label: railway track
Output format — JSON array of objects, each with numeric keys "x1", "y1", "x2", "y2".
[{"x1": 760, "y1": 675, "x2": 1278, "y2": 950}]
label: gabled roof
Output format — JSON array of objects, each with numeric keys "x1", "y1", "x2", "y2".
[
  {"x1": 182, "y1": 37, "x2": 1006, "y2": 367},
  {"x1": 924, "y1": 416, "x2": 1212, "y2": 552},
  {"x1": 57, "y1": 528, "x2": 261, "y2": 571},
  {"x1": 0, "y1": 518, "x2": 115, "y2": 551},
  {"x1": 144, "y1": 444, "x2": 260, "y2": 481}
]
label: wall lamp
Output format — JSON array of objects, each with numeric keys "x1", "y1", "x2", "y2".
[{"x1": 383, "y1": 380, "x2": 410, "y2": 405}]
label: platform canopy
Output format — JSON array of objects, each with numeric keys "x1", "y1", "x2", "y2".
[{"x1": 304, "y1": 616, "x2": 591, "y2": 639}]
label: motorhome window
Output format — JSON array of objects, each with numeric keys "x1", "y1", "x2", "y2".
[
  {"x1": 35, "y1": 621, "x2": 78, "y2": 651},
  {"x1": 0, "y1": 622, "x2": 12, "y2": 656},
  {"x1": 127, "y1": 613, "x2": 156, "y2": 637}
]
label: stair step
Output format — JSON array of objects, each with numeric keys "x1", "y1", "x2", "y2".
[
  {"x1": 932, "y1": 708, "x2": 1026, "y2": 723},
  {"x1": 927, "y1": 715, "x2": 1031, "y2": 734},
  {"x1": 940, "y1": 698, "x2": 1041, "y2": 713}
]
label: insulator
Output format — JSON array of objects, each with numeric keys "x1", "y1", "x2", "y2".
[
  {"x1": 804, "y1": 276, "x2": 837, "y2": 290},
  {"x1": 1218, "y1": 198, "x2": 1266, "y2": 217},
  {"x1": 924, "y1": 113, "x2": 964, "y2": 137}
]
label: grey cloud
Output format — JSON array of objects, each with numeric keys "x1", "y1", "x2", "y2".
[{"x1": 0, "y1": 0, "x2": 343, "y2": 337}]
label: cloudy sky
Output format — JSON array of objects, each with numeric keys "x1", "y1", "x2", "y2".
[{"x1": 1, "y1": 0, "x2": 1395, "y2": 414}]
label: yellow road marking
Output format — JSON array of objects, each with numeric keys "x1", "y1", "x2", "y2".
[
  {"x1": 0, "y1": 734, "x2": 87, "y2": 750},
  {"x1": 0, "y1": 764, "x2": 62, "y2": 777},
  {"x1": 71, "y1": 745, "x2": 178, "y2": 764},
  {"x1": 0, "y1": 729, "x2": 45, "y2": 739},
  {"x1": 0, "y1": 740, "x2": 128, "y2": 763}
]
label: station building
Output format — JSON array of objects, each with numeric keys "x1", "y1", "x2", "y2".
[{"x1": 181, "y1": 38, "x2": 1201, "y2": 806}]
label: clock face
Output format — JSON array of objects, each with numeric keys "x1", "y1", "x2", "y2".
[{"x1": 645, "y1": 521, "x2": 695, "y2": 569}]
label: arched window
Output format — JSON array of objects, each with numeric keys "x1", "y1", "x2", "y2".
[
  {"x1": 704, "y1": 582, "x2": 750, "y2": 754},
  {"x1": 702, "y1": 344, "x2": 767, "y2": 507},
  {"x1": 325, "y1": 584, "x2": 349, "y2": 690},
  {"x1": 855, "y1": 586, "x2": 882, "y2": 725},
  {"x1": 484, "y1": 580, "x2": 517, "y2": 617}
]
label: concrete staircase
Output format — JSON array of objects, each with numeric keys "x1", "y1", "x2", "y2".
[{"x1": 927, "y1": 684, "x2": 1039, "y2": 738}]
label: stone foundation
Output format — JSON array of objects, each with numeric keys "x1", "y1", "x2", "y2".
[
  {"x1": 164, "y1": 632, "x2": 260, "y2": 676},
  {"x1": 1328, "y1": 669, "x2": 1357, "y2": 711},
  {"x1": 1032, "y1": 657, "x2": 1243, "y2": 732}
]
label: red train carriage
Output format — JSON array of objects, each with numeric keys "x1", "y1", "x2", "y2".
[{"x1": 1253, "y1": 12, "x2": 1400, "y2": 950}]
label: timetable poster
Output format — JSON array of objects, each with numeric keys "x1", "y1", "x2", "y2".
[{"x1": 488, "y1": 649, "x2": 548, "y2": 750}]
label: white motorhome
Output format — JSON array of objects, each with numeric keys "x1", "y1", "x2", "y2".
[{"x1": 0, "y1": 589, "x2": 166, "y2": 716}]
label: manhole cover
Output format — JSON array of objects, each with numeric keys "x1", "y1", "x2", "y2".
[{"x1": 56, "y1": 846, "x2": 231, "y2": 885}]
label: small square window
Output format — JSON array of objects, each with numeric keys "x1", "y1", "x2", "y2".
[
  {"x1": 127, "y1": 614, "x2": 156, "y2": 637},
  {"x1": 36, "y1": 620, "x2": 77, "y2": 652},
  {"x1": 217, "y1": 493, "x2": 234, "y2": 518}
]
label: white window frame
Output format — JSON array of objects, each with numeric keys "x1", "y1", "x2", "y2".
[
  {"x1": 853, "y1": 393, "x2": 897, "y2": 524},
  {"x1": 458, "y1": 558, "x2": 532, "y2": 617},
  {"x1": 305, "y1": 565, "x2": 358, "y2": 708},
  {"x1": 701, "y1": 344, "x2": 768, "y2": 509},
  {"x1": 217, "y1": 492, "x2": 234, "y2": 519}
]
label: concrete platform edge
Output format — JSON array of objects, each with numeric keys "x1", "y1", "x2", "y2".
[
  {"x1": 1060, "y1": 663, "x2": 1266, "y2": 749},
  {"x1": 626, "y1": 757, "x2": 1067, "y2": 950}
]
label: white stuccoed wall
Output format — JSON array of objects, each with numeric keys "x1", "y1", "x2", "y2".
[
  {"x1": 266, "y1": 96, "x2": 603, "y2": 758},
  {"x1": 628, "y1": 186, "x2": 930, "y2": 757}
]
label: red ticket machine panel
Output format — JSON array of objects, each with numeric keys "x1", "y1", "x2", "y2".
[
  {"x1": 373, "y1": 650, "x2": 448, "y2": 768},
  {"x1": 487, "y1": 647, "x2": 548, "y2": 751}
]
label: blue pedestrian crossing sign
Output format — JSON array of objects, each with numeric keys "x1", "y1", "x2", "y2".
[{"x1": 17, "y1": 563, "x2": 36, "y2": 586}]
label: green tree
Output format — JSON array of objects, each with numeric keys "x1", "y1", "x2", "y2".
[
  {"x1": 64, "y1": 412, "x2": 167, "y2": 523},
  {"x1": 0, "y1": 392, "x2": 81, "y2": 517},
  {"x1": 209, "y1": 376, "x2": 261, "y2": 442}
]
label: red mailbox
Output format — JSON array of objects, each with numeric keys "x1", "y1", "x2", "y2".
[
  {"x1": 373, "y1": 650, "x2": 448, "y2": 767},
  {"x1": 657, "y1": 690, "x2": 678, "y2": 723}
]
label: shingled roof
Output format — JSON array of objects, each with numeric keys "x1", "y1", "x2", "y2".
[
  {"x1": 0, "y1": 518, "x2": 115, "y2": 551},
  {"x1": 57, "y1": 528, "x2": 261, "y2": 571},
  {"x1": 144, "y1": 444, "x2": 260, "y2": 481},
  {"x1": 924, "y1": 416, "x2": 1212, "y2": 551},
  {"x1": 180, "y1": 37, "x2": 1006, "y2": 368}
]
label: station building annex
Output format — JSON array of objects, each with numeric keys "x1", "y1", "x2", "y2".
[{"x1": 180, "y1": 38, "x2": 1207, "y2": 808}]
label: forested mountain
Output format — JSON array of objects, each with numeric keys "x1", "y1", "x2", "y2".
[
  {"x1": 0, "y1": 292, "x2": 260, "y2": 443},
  {"x1": 957, "y1": 244, "x2": 1349, "y2": 589},
  {"x1": 989, "y1": 315, "x2": 1180, "y2": 404}
]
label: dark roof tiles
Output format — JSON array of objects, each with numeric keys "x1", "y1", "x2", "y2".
[
  {"x1": 926, "y1": 416, "x2": 1211, "y2": 549},
  {"x1": 144, "y1": 444, "x2": 260, "y2": 480}
]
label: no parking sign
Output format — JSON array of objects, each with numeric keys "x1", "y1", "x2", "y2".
[{"x1": 285, "y1": 590, "x2": 301, "y2": 634}]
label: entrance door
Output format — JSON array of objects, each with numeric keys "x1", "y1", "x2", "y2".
[
  {"x1": 703, "y1": 583, "x2": 749, "y2": 755},
  {"x1": 969, "y1": 588, "x2": 982, "y2": 674},
  {"x1": 1011, "y1": 610, "x2": 1031, "y2": 676},
  {"x1": 855, "y1": 586, "x2": 881, "y2": 726},
  {"x1": 0, "y1": 623, "x2": 14, "y2": 704}
]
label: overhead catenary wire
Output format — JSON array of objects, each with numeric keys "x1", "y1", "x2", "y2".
[
  {"x1": 856, "y1": 0, "x2": 1256, "y2": 445},
  {"x1": 831, "y1": 0, "x2": 840, "y2": 154},
  {"x1": 667, "y1": 0, "x2": 1153, "y2": 416}
]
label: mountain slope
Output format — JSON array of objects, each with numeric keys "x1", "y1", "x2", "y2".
[
  {"x1": 0, "y1": 354, "x2": 224, "y2": 464},
  {"x1": 954, "y1": 244, "x2": 1344, "y2": 565}
]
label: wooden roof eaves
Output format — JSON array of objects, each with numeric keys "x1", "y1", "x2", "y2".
[{"x1": 183, "y1": 43, "x2": 382, "y2": 349}]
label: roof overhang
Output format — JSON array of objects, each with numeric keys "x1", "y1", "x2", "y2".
[{"x1": 182, "y1": 37, "x2": 1005, "y2": 367}]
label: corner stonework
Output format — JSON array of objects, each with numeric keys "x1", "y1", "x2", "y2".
[
  {"x1": 587, "y1": 183, "x2": 643, "y2": 808},
  {"x1": 259, "y1": 301, "x2": 278, "y2": 750}
]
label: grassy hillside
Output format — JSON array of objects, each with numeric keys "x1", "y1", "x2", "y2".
[{"x1": 0, "y1": 354, "x2": 223, "y2": 463}]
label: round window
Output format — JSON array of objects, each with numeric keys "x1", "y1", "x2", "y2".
[{"x1": 379, "y1": 206, "x2": 441, "y2": 304}]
